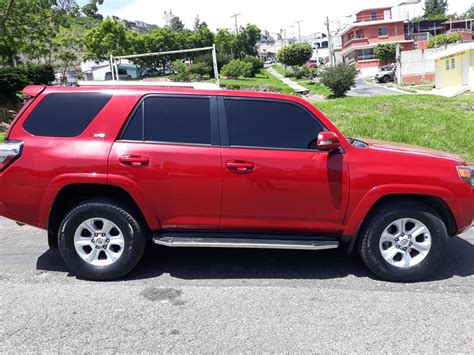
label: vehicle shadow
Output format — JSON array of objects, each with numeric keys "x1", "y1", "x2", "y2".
[{"x1": 36, "y1": 236, "x2": 474, "y2": 282}]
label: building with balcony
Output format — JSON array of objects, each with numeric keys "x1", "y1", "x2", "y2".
[{"x1": 340, "y1": 7, "x2": 414, "y2": 74}]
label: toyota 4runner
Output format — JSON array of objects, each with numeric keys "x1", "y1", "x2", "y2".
[{"x1": 0, "y1": 84, "x2": 473, "y2": 281}]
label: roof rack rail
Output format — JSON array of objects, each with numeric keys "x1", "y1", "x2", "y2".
[{"x1": 77, "y1": 81, "x2": 221, "y2": 90}]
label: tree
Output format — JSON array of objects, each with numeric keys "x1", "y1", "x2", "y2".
[
  {"x1": 193, "y1": 15, "x2": 201, "y2": 31},
  {"x1": 236, "y1": 24, "x2": 261, "y2": 57},
  {"x1": 320, "y1": 63, "x2": 358, "y2": 98},
  {"x1": 82, "y1": 0, "x2": 104, "y2": 19},
  {"x1": 464, "y1": 4, "x2": 474, "y2": 18},
  {"x1": 374, "y1": 43, "x2": 397, "y2": 64},
  {"x1": 215, "y1": 29, "x2": 238, "y2": 56},
  {"x1": 164, "y1": 10, "x2": 184, "y2": 32},
  {"x1": 83, "y1": 18, "x2": 132, "y2": 61},
  {"x1": 0, "y1": 0, "x2": 71, "y2": 66},
  {"x1": 277, "y1": 43, "x2": 313, "y2": 67},
  {"x1": 423, "y1": 0, "x2": 448, "y2": 19},
  {"x1": 428, "y1": 33, "x2": 463, "y2": 48}
]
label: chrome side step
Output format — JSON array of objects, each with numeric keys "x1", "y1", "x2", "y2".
[{"x1": 152, "y1": 236, "x2": 339, "y2": 250}]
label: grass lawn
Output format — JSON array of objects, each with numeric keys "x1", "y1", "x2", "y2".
[
  {"x1": 271, "y1": 65, "x2": 332, "y2": 97},
  {"x1": 217, "y1": 69, "x2": 294, "y2": 94},
  {"x1": 0, "y1": 133, "x2": 4, "y2": 143},
  {"x1": 315, "y1": 94, "x2": 474, "y2": 162}
]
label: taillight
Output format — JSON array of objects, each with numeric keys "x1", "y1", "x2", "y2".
[
  {"x1": 0, "y1": 141, "x2": 23, "y2": 172},
  {"x1": 457, "y1": 166, "x2": 474, "y2": 186}
]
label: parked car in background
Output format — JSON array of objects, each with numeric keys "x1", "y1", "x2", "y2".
[
  {"x1": 1, "y1": 84, "x2": 472, "y2": 282},
  {"x1": 105, "y1": 69, "x2": 132, "y2": 81},
  {"x1": 142, "y1": 68, "x2": 171, "y2": 78},
  {"x1": 305, "y1": 60, "x2": 318, "y2": 68},
  {"x1": 142, "y1": 69, "x2": 161, "y2": 78},
  {"x1": 375, "y1": 64, "x2": 397, "y2": 83},
  {"x1": 264, "y1": 58, "x2": 276, "y2": 65}
]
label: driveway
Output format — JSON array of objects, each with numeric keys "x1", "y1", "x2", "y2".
[
  {"x1": 1, "y1": 217, "x2": 473, "y2": 352},
  {"x1": 348, "y1": 76, "x2": 404, "y2": 97}
]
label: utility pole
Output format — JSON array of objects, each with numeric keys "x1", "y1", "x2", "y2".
[
  {"x1": 231, "y1": 13, "x2": 241, "y2": 34},
  {"x1": 326, "y1": 16, "x2": 334, "y2": 66},
  {"x1": 295, "y1": 20, "x2": 303, "y2": 42}
]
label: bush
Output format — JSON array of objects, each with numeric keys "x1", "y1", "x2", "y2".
[
  {"x1": 26, "y1": 64, "x2": 55, "y2": 85},
  {"x1": 195, "y1": 53, "x2": 231, "y2": 78},
  {"x1": 277, "y1": 43, "x2": 313, "y2": 67},
  {"x1": 320, "y1": 63, "x2": 358, "y2": 98},
  {"x1": 221, "y1": 60, "x2": 253, "y2": 78},
  {"x1": 242, "y1": 56, "x2": 264, "y2": 76},
  {"x1": 428, "y1": 33, "x2": 462, "y2": 48},
  {"x1": 0, "y1": 67, "x2": 30, "y2": 98},
  {"x1": 188, "y1": 62, "x2": 212, "y2": 78},
  {"x1": 299, "y1": 66, "x2": 318, "y2": 79},
  {"x1": 169, "y1": 60, "x2": 199, "y2": 82}
]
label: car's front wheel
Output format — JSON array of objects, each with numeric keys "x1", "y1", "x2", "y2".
[
  {"x1": 358, "y1": 201, "x2": 448, "y2": 282},
  {"x1": 58, "y1": 200, "x2": 147, "y2": 281}
]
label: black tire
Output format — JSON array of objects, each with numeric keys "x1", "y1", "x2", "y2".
[
  {"x1": 382, "y1": 75, "x2": 391, "y2": 83},
  {"x1": 58, "y1": 200, "x2": 147, "y2": 281},
  {"x1": 358, "y1": 201, "x2": 447, "y2": 282}
]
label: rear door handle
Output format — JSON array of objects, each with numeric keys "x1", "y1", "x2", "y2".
[
  {"x1": 225, "y1": 160, "x2": 255, "y2": 173},
  {"x1": 119, "y1": 155, "x2": 150, "y2": 167}
]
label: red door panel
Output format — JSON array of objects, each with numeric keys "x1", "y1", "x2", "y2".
[
  {"x1": 220, "y1": 147, "x2": 349, "y2": 233},
  {"x1": 109, "y1": 142, "x2": 222, "y2": 229}
]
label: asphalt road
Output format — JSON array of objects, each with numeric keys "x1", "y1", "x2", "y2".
[
  {"x1": 348, "y1": 77, "x2": 402, "y2": 97},
  {"x1": 1, "y1": 217, "x2": 473, "y2": 353}
]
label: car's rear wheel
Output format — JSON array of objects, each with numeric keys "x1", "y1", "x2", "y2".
[
  {"x1": 358, "y1": 201, "x2": 447, "y2": 282},
  {"x1": 58, "y1": 200, "x2": 147, "y2": 281}
]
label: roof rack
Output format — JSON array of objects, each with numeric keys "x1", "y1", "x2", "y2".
[{"x1": 77, "y1": 81, "x2": 221, "y2": 90}]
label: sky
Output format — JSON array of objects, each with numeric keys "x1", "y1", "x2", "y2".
[{"x1": 79, "y1": 0, "x2": 472, "y2": 36}]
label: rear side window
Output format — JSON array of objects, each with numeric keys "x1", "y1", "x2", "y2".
[
  {"x1": 121, "y1": 96, "x2": 211, "y2": 145},
  {"x1": 224, "y1": 99, "x2": 324, "y2": 150},
  {"x1": 23, "y1": 93, "x2": 112, "y2": 137}
]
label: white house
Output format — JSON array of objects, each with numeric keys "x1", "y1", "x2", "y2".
[{"x1": 80, "y1": 60, "x2": 140, "y2": 81}]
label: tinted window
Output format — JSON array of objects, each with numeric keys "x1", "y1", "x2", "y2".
[
  {"x1": 122, "y1": 105, "x2": 143, "y2": 141},
  {"x1": 144, "y1": 96, "x2": 211, "y2": 144},
  {"x1": 224, "y1": 99, "x2": 324, "y2": 150},
  {"x1": 23, "y1": 93, "x2": 112, "y2": 137}
]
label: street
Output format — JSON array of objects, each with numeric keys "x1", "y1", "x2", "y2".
[
  {"x1": 348, "y1": 77, "x2": 403, "y2": 97},
  {"x1": 1, "y1": 216, "x2": 473, "y2": 352}
]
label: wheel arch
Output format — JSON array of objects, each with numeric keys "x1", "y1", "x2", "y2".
[
  {"x1": 344, "y1": 193, "x2": 457, "y2": 253},
  {"x1": 47, "y1": 183, "x2": 160, "y2": 248}
]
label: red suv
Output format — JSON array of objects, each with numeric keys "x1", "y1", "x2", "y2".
[{"x1": 1, "y1": 84, "x2": 473, "y2": 281}]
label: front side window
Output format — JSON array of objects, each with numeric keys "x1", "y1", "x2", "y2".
[
  {"x1": 224, "y1": 99, "x2": 324, "y2": 150},
  {"x1": 378, "y1": 27, "x2": 388, "y2": 37},
  {"x1": 371, "y1": 11, "x2": 377, "y2": 21},
  {"x1": 445, "y1": 59, "x2": 450, "y2": 70},
  {"x1": 121, "y1": 96, "x2": 211, "y2": 145},
  {"x1": 23, "y1": 93, "x2": 112, "y2": 137},
  {"x1": 451, "y1": 57, "x2": 456, "y2": 69}
]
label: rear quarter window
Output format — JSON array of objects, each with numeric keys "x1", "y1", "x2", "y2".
[{"x1": 23, "y1": 93, "x2": 112, "y2": 137}]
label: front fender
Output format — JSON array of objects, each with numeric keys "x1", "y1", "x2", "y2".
[{"x1": 342, "y1": 184, "x2": 455, "y2": 236}]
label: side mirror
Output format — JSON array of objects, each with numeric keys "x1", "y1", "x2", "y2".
[{"x1": 317, "y1": 131, "x2": 341, "y2": 151}]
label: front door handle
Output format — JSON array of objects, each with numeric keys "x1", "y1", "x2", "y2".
[
  {"x1": 225, "y1": 160, "x2": 255, "y2": 174},
  {"x1": 119, "y1": 155, "x2": 150, "y2": 167}
]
